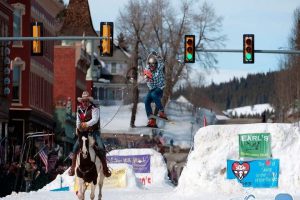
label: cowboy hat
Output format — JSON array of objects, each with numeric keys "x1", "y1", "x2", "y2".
[{"x1": 77, "y1": 91, "x2": 94, "y2": 102}]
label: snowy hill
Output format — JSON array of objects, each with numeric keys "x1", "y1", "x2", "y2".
[
  {"x1": 224, "y1": 103, "x2": 274, "y2": 118},
  {"x1": 177, "y1": 123, "x2": 300, "y2": 199}
]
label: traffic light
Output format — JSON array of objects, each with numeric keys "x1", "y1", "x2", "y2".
[
  {"x1": 184, "y1": 35, "x2": 195, "y2": 63},
  {"x1": 100, "y1": 22, "x2": 113, "y2": 57},
  {"x1": 243, "y1": 34, "x2": 254, "y2": 64},
  {"x1": 31, "y1": 22, "x2": 43, "y2": 56}
]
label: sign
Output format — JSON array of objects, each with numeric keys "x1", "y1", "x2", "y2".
[
  {"x1": 104, "y1": 168, "x2": 127, "y2": 188},
  {"x1": 227, "y1": 159, "x2": 279, "y2": 188},
  {"x1": 239, "y1": 133, "x2": 271, "y2": 158},
  {"x1": 50, "y1": 186, "x2": 69, "y2": 192},
  {"x1": 107, "y1": 155, "x2": 151, "y2": 173},
  {"x1": 74, "y1": 169, "x2": 127, "y2": 190}
]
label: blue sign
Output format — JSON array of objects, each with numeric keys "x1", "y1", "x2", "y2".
[
  {"x1": 107, "y1": 154, "x2": 151, "y2": 173},
  {"x1": 227, "y1": 159, "x2": 279, "y2": 188},
  {"x1": 50, "y1": 186, "x2": 70, "y2": 191}
]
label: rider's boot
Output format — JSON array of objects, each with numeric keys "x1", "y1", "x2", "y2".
[
  {"x1": 68, "y1": 152, "x2": 77, "y2": 176},
  {"x1": 93, "y1": 145, "x2": 111, "y2": 177}
]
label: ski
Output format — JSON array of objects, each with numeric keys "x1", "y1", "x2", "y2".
[
  {"x1": 149, "y1": 115, "x2": 169, "y2": 121},
  {"x1": 149, "y1": 115, "x2": 175, "y2": 124},
  {"x1": 132, "y1": 126, "x2": 163, "y2": 130}
]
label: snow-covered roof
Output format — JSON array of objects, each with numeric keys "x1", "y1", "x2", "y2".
[{"x1": 176, "y1": 95, "x2": 191, "y2": 104}]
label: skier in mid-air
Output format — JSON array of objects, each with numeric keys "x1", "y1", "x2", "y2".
[{"x1": 143, "y1": 52, "x2": 168, "y2": 128}]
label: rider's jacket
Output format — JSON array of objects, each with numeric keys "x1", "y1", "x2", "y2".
[{"x1": 77, "y1": 103, "x2": 100, "y2": 132}]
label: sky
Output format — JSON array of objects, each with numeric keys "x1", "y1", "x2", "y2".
[
  {"x1": 62, "y1": 0, "x2": 300, "y2": 85},
  {"x1": 3, "y1": 116, "x2": 300, "y2": 199}
]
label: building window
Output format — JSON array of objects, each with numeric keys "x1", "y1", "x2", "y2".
[
  {"x1": 107, "y1": 89, "x2": 114, "y2": 100},
  {"x1": 13, "y1": 66, "x2": 21, "y2": 103},
  {"x1": 116, "y1": 89, "x2": 122, "y2": 100},
  {"x1": 12, "y1": 3, "x2": 25, "y2": 46},
  {"x1": 111, "y1": 63, "x2": 117, "y2": 74}
]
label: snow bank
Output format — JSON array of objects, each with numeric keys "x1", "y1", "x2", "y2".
[
  {"x1": 177, "y1": 123, "x2": 300, "y2": 197},
  {"x1": 108, "y1": 148, "x2": 172, "y2": 188},
  {"x1": 39, "y1": 170, "x2": 74, "y2": 191}
]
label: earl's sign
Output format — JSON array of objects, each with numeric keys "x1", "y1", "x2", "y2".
[{"x1": 239, "y1": 133, "x2": 271, "y2": 158}]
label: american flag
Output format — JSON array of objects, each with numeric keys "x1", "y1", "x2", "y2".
[
  {"x1": 48, "y1": 152, "x2": 58, "y2": 172},
  {"x1": 38, "y1": 148, "x2": 48, "y2": 172}
]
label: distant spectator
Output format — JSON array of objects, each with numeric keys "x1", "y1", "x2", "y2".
[
  {"x1": 24, "y1": 158, "x2": 38, "y2": 192},
  {"x1": 2, "y1": 163, "x2": 18, "y2": 196},
  {"x1": 262, "y1": 111, "x2": 266, "y2": 123},
  {"x1": 169, "y1": 139, "x2": 174, "y2": 153}
]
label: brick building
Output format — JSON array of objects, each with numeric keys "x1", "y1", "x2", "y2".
[
  {"x1": 7, "y1": 0, "x2": 63, "y2": 148},
  {"x1": 0, "y1": 0, "x2": 13, "y2": 164},
  {"x1": 53, "y1": 0, "x2": 97, "y2": 150}
]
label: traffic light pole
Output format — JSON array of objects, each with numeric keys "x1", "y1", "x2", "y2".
[
  {"x1": 0, "y1": 36, "x2": 110, "y2": 41},
  {"x1": 0, "y1": 36, "x2": 112, "y2": 81},
  {"x1": 1, "y1": 37, "x2": 298, "y2": 54},
  {"x1": 196, "y1": 48, "x2": 300, "y2": 55}
]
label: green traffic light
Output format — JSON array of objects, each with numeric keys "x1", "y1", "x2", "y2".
[
  {"x1": 246, "y1": 53, "x2": 252, "y2": 60},
  {"x1": 187, "y1": 53, "x2": 193, "y2": 60}
]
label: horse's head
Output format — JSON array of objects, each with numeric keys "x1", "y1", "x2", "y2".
[
  {"x1": 78, "y1": 131, "x2": 96, "y2": 158},
  {"x1": 78, "y1": 131, "x2": 89, "y2": 159}
]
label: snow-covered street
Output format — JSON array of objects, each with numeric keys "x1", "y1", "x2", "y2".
[{"x1": 3, "y1": 122, "x2": 300, "y2": 200}]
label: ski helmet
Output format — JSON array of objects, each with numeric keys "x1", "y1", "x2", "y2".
[{"x1": 148, "y1": 56, "x2": 158, "y2": 70}]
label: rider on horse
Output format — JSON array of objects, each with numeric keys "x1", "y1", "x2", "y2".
[{"x1": 68, "y1": 91, "x2": 111, "y2": 177}]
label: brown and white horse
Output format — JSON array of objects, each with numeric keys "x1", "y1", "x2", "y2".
[{"x1": 75, "y1": 132, "x2": 104, "y2": 200}]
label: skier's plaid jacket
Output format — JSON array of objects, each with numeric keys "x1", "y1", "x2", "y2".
[{"x1": 145, "y1": 61, "x2": 165, "y2": 90}]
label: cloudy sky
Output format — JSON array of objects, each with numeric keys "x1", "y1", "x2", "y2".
[{"x1": 64, "y1": 0, "x2": 300, "y2": 85}]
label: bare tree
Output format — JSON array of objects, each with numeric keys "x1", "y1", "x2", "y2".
[
  {"x1": 117, "y1": 0, "x2": 148, "y2": 127},
  {"x1": 143, "y1": 0, "x2": 226, "y2": 106},
  {"x1": 117, "y1": 0, "x2": 226, "y2": 125}
]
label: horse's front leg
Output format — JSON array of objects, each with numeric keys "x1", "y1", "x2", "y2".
[
  {"x1": 82, "y1": 183, "x2": 88, "y2": 199},
  {"x1": 90, "y1": 183, "x2": 95, "y2": 200},
  {"x1": 97, "y1": 172, "x2": 104, "y2": 200},
  {"x1": 77, "y1": 178, "x2": 85, "y2": 200}
]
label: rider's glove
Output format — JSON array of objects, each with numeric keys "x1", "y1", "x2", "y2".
[{"x1": 81, "y1": 122, "x2": 88, "y2": 129}]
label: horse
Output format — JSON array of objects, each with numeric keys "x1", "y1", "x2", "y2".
[{"x1": 75, "y1": 131, "x2": 105, "y2": 200}]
